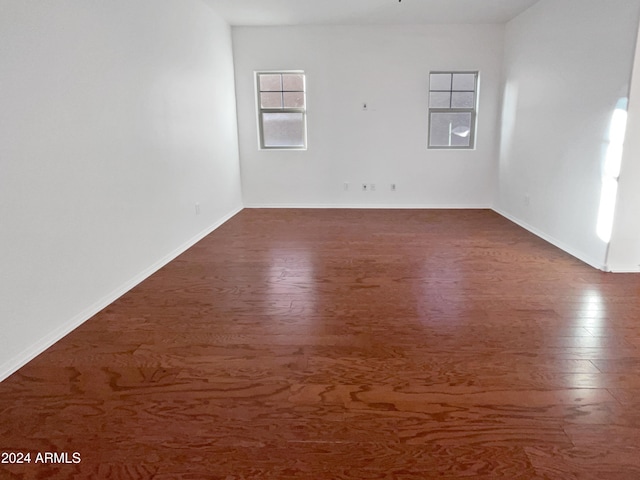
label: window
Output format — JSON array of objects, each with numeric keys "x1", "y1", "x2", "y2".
[
  {"x1": 428, "y1": 72, "x2": 478, "y2": 149},
  {"x1": 256, "y1": 71, "x2": 307, "y2": 149}
]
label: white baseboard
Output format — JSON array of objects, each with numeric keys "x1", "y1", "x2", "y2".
[
  {"x1": 0, "y1": 206, "x2": 243, "y2": 383},
  {"x1": 492, "y1": 207, "x2": 606, "y2": 271},
  {"x1": 244, "y1": 203, "x2": 493, "y2": 209},
  {"x1": 605, "y1": 264, "x2": 640, "y2": 273}
]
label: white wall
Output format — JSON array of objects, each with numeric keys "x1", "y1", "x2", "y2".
[
  {"x1": 0, "y1": 0, "x2": 243, "y2": 380},
  {"x1": 497, "y1": 0, "x2": 640, "y2": 269},
  {"x1": 233, "y1": 25, "x2": 504, "y2": 208},
  {"x1": 608, "y1": 26, "x2": 640, "y2": 272}
]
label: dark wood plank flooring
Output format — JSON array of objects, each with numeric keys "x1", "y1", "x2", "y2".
[{"x1": 2, "y1": 209, "x2": 640, "y2": 479}]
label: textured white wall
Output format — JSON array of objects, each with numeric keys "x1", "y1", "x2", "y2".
[
  {"x1": 0, "y1": 0, "x2": 243, "y2": 379},
  {"x1": 497, "y1": 0, "x2": 640, "y2": 268},
  {"x1": 232, "y1": 25, "x2": 504, "y2": 208}
]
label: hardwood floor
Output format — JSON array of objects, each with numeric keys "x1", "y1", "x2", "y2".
[{"x1": 2, "y1": 209, "x2": 640, "y2": 479}]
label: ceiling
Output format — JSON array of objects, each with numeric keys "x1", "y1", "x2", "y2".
[{"x1": 202, "y1": 0, "x2": 541, "y2": 26}]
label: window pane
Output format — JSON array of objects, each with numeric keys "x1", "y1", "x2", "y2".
[
  {"x1": 259, "y1": 74, "x2": 282, "y2": 92},
  {"x1": 452, "y1": 73, "x2": 476, "y2": 91},
  {"x1": 451, "y1": 91, "x2": 475, "y2": 109},
  {"x1": 430, "y1": 73, "x2": 452, "y2": 91},
  {"x1": 262, "y1": 112, "x2": 305, "y2": 147},
  {"x1": 283, "y1": 92, "x2": 305, "y2": 108},
  {"x1": 429, "y1": 112, "x2": 472, "y2": 147},
  {"x1": 260, "y1": 92, "x2": 283, "y2": 109},
  {"x1": 429, "y1": 92, "x2": 451, "y2": 108},
  {"x1": 283, "y1": 74, "x2": 304, "y2": 91}
]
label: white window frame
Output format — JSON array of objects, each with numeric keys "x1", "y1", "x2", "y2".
[
  {"x1": 428, "y1": 71, "x2": 479, "y2": 150},
  {"x1": 256, "y1": 71, "x2": 307, "y2": 150}
]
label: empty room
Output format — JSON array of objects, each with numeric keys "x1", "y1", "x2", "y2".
[{"x1": 2, "y1": 0, "x2": 640, "y2": 478}]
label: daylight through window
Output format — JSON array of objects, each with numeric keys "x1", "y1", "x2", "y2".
[
  {"x1": 428, "y1": 72, "x2": 478, "y2": 149},
  {"x1": 257, "y1": 72, "x2": 307, "y2": 149}
]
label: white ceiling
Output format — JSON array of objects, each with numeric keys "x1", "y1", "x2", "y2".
[{"x1": 202, "y1": 0, "x2": 541, "y2": 26}]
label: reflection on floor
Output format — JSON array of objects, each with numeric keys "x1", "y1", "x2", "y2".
[{"x1": 2, "y1": 209, "x2": 640, "y2": 479}]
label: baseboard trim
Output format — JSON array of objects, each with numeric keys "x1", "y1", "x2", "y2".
[
  {"x1": 244, "y1": 203, "x2": 493, "y2": 209},
  {"x1": 0, "y1": 206, "x2": 243, "y2": 383},
  {"x1": 606, "y1": 265, "x2": 640, "y2": 273},
  {"x1": 493, "y1": 208, "x2": 606, "y2": 271}
]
